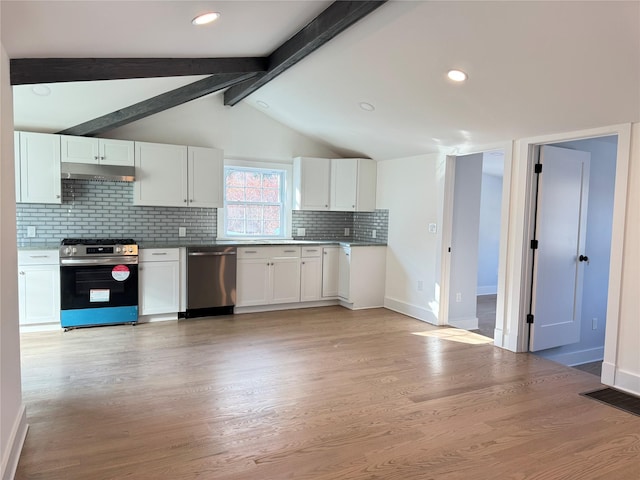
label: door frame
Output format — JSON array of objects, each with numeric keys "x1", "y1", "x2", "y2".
[
  {"x1": 438, "y1": 141, "x2": 513, "y2": 347},
  {"x1": 510, "y1": 124, "x2": 631, "y2": 385}
]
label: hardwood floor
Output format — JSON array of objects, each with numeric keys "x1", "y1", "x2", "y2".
[{"x1": 16, "y1": 307, "x2": 640, "y2": 479}]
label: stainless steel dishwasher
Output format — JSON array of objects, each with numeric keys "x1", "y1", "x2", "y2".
[{"x1": 186, "y1": 246, "x2": 237, "y2": 318}]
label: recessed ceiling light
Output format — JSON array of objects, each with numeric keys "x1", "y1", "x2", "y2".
[
  {"x1": 256, "y1": 100, "x2": 269, "y2": 109},
  {"x1": 447, "y1": 69, "x2": 468, "y2": 82},
  {"x1": 191, "y1": 12, "x2": 220, "y2": 26},
  {"x1": 31, "y1": 85, "x2": 51, "y2": 96},
  {"x1": 359, "y1": 102, "x2": 375, "y2": 112}
]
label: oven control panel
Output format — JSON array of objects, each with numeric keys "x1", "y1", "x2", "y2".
[{"x1": 59, "y1": 244, "x2": 138, "y2": 257}]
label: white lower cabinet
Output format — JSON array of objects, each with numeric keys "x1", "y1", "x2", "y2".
[
  {"x1": 18, "y1": 250, "x2": 60, "y2": 326},
  {"x1": 321, "y1": 246, "x2": 339, "y2": 298},
  {"x1": 338, "y1": 246, "x2": 386, "y2": 309},
  {"x1": 300, "y1": 246, "x2": 323, "y2": 302},
  {"x1": 139, "y1": 249, "x2": 180, "y2": 315},
  {"x1": 236, "y1": 247, "x2": 301, "y2": 307}
]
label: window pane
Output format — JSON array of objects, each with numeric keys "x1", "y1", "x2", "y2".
[
  {"x1": 262, "y1": 188, "x2": 279, "y2": 203},
  {"x1": 263, "y1": 205, "x2": 280, "y2": 220},
  {"x1": 262, "y1": 173, "x2": 279, "y2": 189},
  {"x1": 226, "y1": 170, "x2": 245, "y2": 187},
  {"x1": 226, "y1": 187, "x2": 245, "y2": 201},
  {"x1": 227, "y1": 205, "x2": 245, "y2": 220},
  {"x1": 245, "y1": 172, "x2": 261, "y2": 187},
  {"x1": 246, "y1": 220, "x2": 261, "y2": 235},
  {"x1": 264, "y1": 219, "x2": 281, "y2": 235},
  {"x1": 245, "y1": 187, "x2": 262, "y2": 202},
  {"x1": 246, "y1": 205, "x2": 263, "y2": 220},
  {"x1": 227, "y1": 219, "x2": 245, "y2": 235}
]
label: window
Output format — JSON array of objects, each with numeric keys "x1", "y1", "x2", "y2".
[{"x1": 222, "y1": 165, "x2": 287, "y2": 238}]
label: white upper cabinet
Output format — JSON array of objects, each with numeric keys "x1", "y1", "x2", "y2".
[
  {"x1": 134, "y1": 142, "x2": 223, "y2": 208},
  {"x1": 293, "y1": 157, "x2": 331, "y2": 210},
  {"x1": 330, "y1": 158, "x2": 377, "y2": 212},
  {"x1": 134, "y1": 142, "x2": 188, "y2": 207},
  {"x1": 60, "y1": 135, "x2": 134, "y2": 166},
  {"x1": 16, "y1": 131, "x2": 61, "y2": 204},
  {"x1": 294, "y1": 157, "x2": 377, "y2": 212},
  {"x1": 188, "y1": 146, "x2": 224, "y2": 208}
]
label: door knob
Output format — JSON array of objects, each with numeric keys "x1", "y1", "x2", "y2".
[{"x1": 579, "y1": 255, "x2": 589, "y2": 264}]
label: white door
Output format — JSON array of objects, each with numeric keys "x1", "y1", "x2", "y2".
[
  {"x1": 530, "y1": 145, "x2": 590, "y2": 351},
  {"x1": 322, "y1": 247, "x2": 340, "y2": 297},
  {"x1": 139, "y1": 261, "x2": 180, "y2": 315},
  {"x1": 236, "y1": 258, "x2": 270, "y2": 307},
  {"x1": 300, "y1": 257, "x2": 322, "y2": 302},
  {"x1": 271, "y1": 258, "x2": 301, "y2": 304}
]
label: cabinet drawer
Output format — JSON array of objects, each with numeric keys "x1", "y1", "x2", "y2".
[
  {"x1": 18, "y1": 250, "x2": 59, "y2": 265},
  {"x1": 271, "y1": 246, "x2": 301, "y2": 258},
  {"x1": 301, "y1": 246, "x2": 322, "y2": 257},
  {"x1": 237, "y1": 247, "x2": 271, "y2": 259},
  {"x1": 139, "y1": 248, "x2": 179, "y2": 262}
]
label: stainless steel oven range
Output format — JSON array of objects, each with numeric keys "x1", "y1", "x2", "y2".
[{"x1": 59, "y1": 238, "x2": 139, "y2": 330}]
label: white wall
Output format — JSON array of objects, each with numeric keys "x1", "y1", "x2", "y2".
[
  {"x1": 477, "y1": 173, "x2": 503, "y2": 295},
  {"x1": 106, "y1": 93, "x2": 340, "y2": 162},
  {"x1": 536, "y1": 138, "x2": 617, "y2": 366},
  {"x1": 377, "y1": 153, "x2": 445, "y2": 323},
  {"x1": 0, "y1": 41, "x2": 26, "y2": 480},
  {"x1": 448, "y1": 153, "x2": 482, "y2": 328},
  {"x1": 607, "y1": 124, "x2": 640, "y2": 394}
]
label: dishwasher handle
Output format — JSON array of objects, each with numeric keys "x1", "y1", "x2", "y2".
[{"x1": 188, "y1": 251, "x2": 237, "y2": 257}]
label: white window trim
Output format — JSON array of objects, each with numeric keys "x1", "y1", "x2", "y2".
[{"x1": 217, "y1": 159, "x2": 293, "y2": 240}]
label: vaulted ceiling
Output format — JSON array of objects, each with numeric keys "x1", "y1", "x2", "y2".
[{"x1": 2, "y1": 0, "x2": 639, "y2": 160}]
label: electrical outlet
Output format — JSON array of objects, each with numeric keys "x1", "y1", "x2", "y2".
[
  {"x1": 456, "y1": 292, "x2": 462, "y2": 303},
  {"x1": 178, "y1": 227, "x2": 186, "y2": 237},
  {"x1": 297, "y1": 227, "x2": 306, "y2": 237},
  {"x1": 417, "y1": 280, "x2": 423, "y2": 292},
  {"x1": 428, "y1": 223, "x2": 437, "y2": 234},
  {"x1": 592, "y1": 318, "x2": 598, "y2": 330},
  {"x1": 27, "y1": 226, "x2": 36, "y2": 238},
  {"x1": 372, "y1": 229, "x2": 377, "y2": 238},
  {"x1": 344, "y1": 227, "x2": 350, "y2": 236}
]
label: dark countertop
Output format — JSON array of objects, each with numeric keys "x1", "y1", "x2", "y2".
[{"x1": 138, "y1": 240, "x2": 387, "y2": 249}]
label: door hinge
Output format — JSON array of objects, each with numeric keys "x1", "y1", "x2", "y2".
[
  {"x1": 534, "y1": 163, "x2": 543, "y2": 174},
  {"x1": 530, "y1": 239, "x2": 539, "y2": 250},
  {"x1": 527, "y1": 314, "x2": 534, "y2": 324}
]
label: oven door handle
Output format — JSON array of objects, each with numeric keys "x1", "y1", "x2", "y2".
[{"x1": 60, "y1": 257, "x2": 139, "y2": 266}]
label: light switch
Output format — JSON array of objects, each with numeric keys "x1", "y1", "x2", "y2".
[
  {"x1": 27, "y1": 226, "x2": 36, "y2": 238},
  {"x1": 178, "y1": 227, "x2": 186, "y2": 237},
  {"x1": 428, "y1": 223, "x2": 437, "y2": 234},
  {"x1": 297, "y1": 227, "x2": 306, "y2": 237}
]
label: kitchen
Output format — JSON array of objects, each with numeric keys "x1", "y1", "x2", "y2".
[{"x1": 15, "y1": 130, "x2": 389, "y2": 330}]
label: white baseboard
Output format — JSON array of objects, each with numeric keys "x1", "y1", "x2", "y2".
[
  {"x1": 20, "y1": 323, "x2": 60, "y2": 333},
  {"x1": 137, "y1": 313, "x2": 178, "y2": 323},
  {"x1": 612, "y1": 367, "x2": 640, "y2": 396},
  {"x1": 2, "y1": 405, "x2": 27, "y2": 480},
  {"x1": 383, "y1": 297, "x2": 438, "y2": 324},
  {"x1": 234, "y1": 299, "x2": 339, "y2": 314},
  {"x1": 477, "y1": 286, "x2": 497, "y2": 296},
  {"x1": 448, "y1": 316, "x2": 479, "y2": 330},
  {"x1": 538, "y1": 346, "x2": 604, "y2": 367},
  {"x1": 493, "y1": 328, "x2": 504, "y2": 348},
  {"x1": 601, "y1": 361, "x2": 616, "y2": 385}
]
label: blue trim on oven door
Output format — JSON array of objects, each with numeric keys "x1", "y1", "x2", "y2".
[{"x1": 61, "y1": 306, "x2": 138, "y2": 328}]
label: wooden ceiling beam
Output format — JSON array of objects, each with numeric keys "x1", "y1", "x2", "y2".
[
  {"x1": 223, "y1": 0, "x2": 387, "y2": 106},
  {"x1": 57, "y1": 72, "x2": 261, "y2": 137},
  {"x1": 10, "y1": 57, "x2": 267, "y2": 85}
]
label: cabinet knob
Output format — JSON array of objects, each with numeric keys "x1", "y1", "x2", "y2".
[
  {"x1": 100, "y1": 156, "x2": 105, "y2": 160},
  {"x1": 94, "y1": 156, "x2": 99, "y2": 160},
  {"x1": 184, "y1": 199, "x2": 187, "y2": 203},
  {"x1": 190, "y1": 199, "x2": 194, "y2": 202},
  {"x1": 56, "y1": 195, "x2": 61, "y2": 199},
  {"x1": 19, "y1": 271, "x2": 25, "y2": 275}
]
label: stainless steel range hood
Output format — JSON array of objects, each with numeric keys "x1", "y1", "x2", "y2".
[{"x1": 61, "y1": 162, "x2": 135, "y2": 182}]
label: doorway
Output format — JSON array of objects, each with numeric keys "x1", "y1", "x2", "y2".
[
  {"x1": 527, "y1": 136, "x2": 618, "y2": 371},
  {"x1": 447, "y1": 150, "x2": 505, "y2": 340}
]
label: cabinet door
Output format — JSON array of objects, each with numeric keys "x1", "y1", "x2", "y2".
[
  {"x1": 14, "y1": 132, "x2": 21, "y2": 201},
  {"x1": 237, "y1": 258, "x2": 270, "y2": 307},
  {"x1": 338, "y1": 247, "x2": 351, "y2": 300},
  {"x1": 271, "y1": 257, "x2": 301, "y2": 304},
  {"x1": 18, "y1": 265, "x2": 60, "y2": 325},
  {"x1": 19, "y1": 132, "x2": 62, "y2": 204},
  {"x1": 330, "y1": 159, "x2": 358, "y2": 211},
  {"x1": 188, "y1": 146, "x2": 223, "y2": 208},
  {"x1": 300, "y1": 257, "x2": 322, "y2": 302},
  {"x1": 139, "y1": 261, "x2": 180, "y2": 315},
  {"x1": 100, "y1": 139, "x2": 135, "y2": 166},
  {"x1": 60, "y1": 135, "x2": 99, "y2": 164},
  {"x1": 322, "y1": 247, "x2": 340, "y2": 297},
  {"x1": 294, "y1": 157, "x2": 330, "y2": 210},
  {"x1": 355, "y1": 159, "x2": 377, "y2": 212},
  {"x1": 134, "y1": 142, "x2": 188, "y2": 207}
]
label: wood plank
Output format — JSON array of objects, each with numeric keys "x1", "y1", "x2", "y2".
[
  {"x1": 16, "y1": 307, "x2": 640, "y2": 479},
  {"x1": 9, "y1": 57, "x2": 267, "y2": 85},
  {"x1": 223, "y1": 1, "x2": 387, "y2": 106},
  {"x1": 57, "y1": 72, "x2": 260, "y2": 136}
]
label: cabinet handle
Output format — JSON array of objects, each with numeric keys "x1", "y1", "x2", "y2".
[
  {"x1": 284, "y1": 249, "x2": 297, "y2": 253},
  {"x1": 244, "y1": 250, "x2": 257, "y2": 254},
  {"x1": 19, "y1": 271, "x2": 25, "y2": 275},
  {"x1": 151, "y1": 252, "x2": 167, "y2": 256},
  {"x1": 29, "y1": 255, "x2": 49, "y2": 258},
  {"x1": 306, "y1": 249, "x2": 318, "y2": 252}
]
